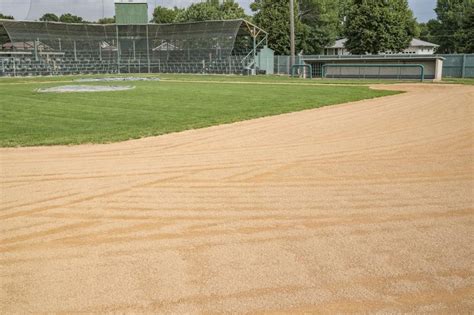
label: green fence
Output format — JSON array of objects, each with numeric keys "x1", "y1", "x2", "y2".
[{"x1": 440, "y1": 54, "x2": 474, "y2": 78}]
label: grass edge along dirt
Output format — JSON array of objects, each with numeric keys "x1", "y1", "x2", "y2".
[{"x1": 0, "y1": 77, "x2": 401, "y2": 147}]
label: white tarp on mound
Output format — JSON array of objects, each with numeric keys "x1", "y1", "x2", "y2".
[
  {"x1": 75, "y1": 77, "x2": 160, "y2": 82},
  {"x1": 37, "y1": 85, "x2": 135, "y2": 93}
]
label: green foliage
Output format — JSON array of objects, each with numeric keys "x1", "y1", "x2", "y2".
[
  {"x1": 151, "y1": 6, "x2": 182, "y2": 23},
  {"x1": 0, "y1": 13, "x2": 14, "y2": 20},
  {"x1": 344, "y1": 0, "x2": 417, "y2": 54},
  {"x1": 335, "y1": 0, "x2": 351, "y2": 36},
  {"x1": 39, "y1": 13, "x2": 59, "y2": 22},
  {"x1": 175, "y1": 2, "x2": 221, "y2": 22},
  {"x1": 175, "y1": 0, "x2": 246, "y2": 23},
  {"x1": 298, "y1": 0, "x2": 343, "y2": 53},
  {"x1": 219, "y1": 0, "x2": 248, "y2": 20},
  {"x1": 251, "y1": 0, "x2": 345, "y2": 55},
  {"x1": 0, "y1": 75, "x2": 397, "y2": 147},
  {"x1": 463, "y1": 5, "x2": 474, "y2": 52},
  {"x1": 97, "y1": 17, "x2": 116, "y2": 24},
  {"x1": 39, "y1": 13, "x2": 112, "y2": 24},
  {"x1": 418, "y1": 20, "x2": 440, "y2": 44},
  {"x1": 251, "y1": 0, "x2": 293, "y2": 54},
  {"x1": 427, "y1": 0, "x2": 474, "y2": 53},
  {"x1": 59, "y1": 13, "x2": 85, "y2": 24}
]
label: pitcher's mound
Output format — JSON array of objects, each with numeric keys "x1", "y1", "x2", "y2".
[
  {"x1": 75, "y1": 77, "x2": 160, "y2": 82},
  {"x1": 37, "y1": 85, "x2": 135, "y2": 93}
]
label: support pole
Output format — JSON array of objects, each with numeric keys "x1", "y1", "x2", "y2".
[
  {"x1": 289, "y1": 0, "x2": 296, "y2": 68},
  {"x1": 73, "y1": 40, "x2": 77, "y2": 61},
  {"x1": 133, "y1": 39, "x2": 136, "y2": 60},
  {"x1": 116, "y1": 25, "x2": 121, "y2": 74},
  {"x1": 146, "y1": 25, "x2": 151, "y2": 74},
  {"x1": 461, "y1": 54, "x2": 466, "y2": 78},
  {"x1": 34, "y1": 38, "x2": 39, "y2": 61},
  {"x1": 253, "y1": 27, "x2": 257, "y2": 75}
]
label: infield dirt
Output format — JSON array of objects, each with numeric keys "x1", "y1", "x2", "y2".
[{"x1": 1, "y1": 84, "x2": 473, "y2": 313}]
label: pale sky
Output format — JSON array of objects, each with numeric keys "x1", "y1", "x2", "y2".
[{"x1": 0, "y1": 0, "x2": 437, "y2": 22}]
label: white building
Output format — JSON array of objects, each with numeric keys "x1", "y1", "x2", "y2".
[{"x1": 324, "y1": 38, "x2": 439, "y2": 56}]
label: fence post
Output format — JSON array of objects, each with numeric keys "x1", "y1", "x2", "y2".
[
  {"x1": 34, "y1": 38, "x2": 39, "y2": 61},
  {"x1": 73, "y1": 40, "x2": 77, "y2": 61},
  {"x1": 287, "y1": 56, "x2": 290, "y2": 74},
  {"x1": 461, "y1": 54, "x2": 466, "y2": 78},
  {"x1": 146, "y1": 25, "x2": 151, "y2": 74}
]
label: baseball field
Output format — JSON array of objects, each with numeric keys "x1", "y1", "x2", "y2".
[{"x1": 0, "y1": 75, "x2": 473, "y2": 312}]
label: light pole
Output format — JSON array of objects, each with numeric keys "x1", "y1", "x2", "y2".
[{"x1": 289, "y1": 0, "x2": 296, "y2": 67}]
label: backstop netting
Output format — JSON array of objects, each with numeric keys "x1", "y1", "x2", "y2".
[{"x1": 0, "y1": 19, "x2": 266, "y2": 76}]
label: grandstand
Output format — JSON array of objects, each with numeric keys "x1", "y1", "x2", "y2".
[{"x1": 0, "y1": 19, "x2": 271, "y2": 76}]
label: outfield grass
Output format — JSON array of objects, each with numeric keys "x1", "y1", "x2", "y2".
[
  {"x1": 0, "y1": 73, "x2": 415, "y2": 85},
  {"x1": 0, "y1": 75, "x2": 399, "y2": 147},
  {"x1": 441, "y1": 78, "x2": 474, "y2": 85}
]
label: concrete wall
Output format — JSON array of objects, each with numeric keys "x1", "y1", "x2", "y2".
[{"x1": 318, "y1": 60, "x2": 438, "y2": 80}]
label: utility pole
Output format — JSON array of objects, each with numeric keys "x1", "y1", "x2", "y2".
[{"x1": 289, "y1": 0, "x2": 296, "y2": 67}]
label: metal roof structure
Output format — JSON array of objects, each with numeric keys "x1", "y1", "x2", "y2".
[{"x1": 0, "y1": 18, "x2": 269, "y2": 76}]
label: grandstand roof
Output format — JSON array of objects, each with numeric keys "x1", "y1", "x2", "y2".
[{"x1": 0, "y1": 19, "x2": 266, "y2": 59}]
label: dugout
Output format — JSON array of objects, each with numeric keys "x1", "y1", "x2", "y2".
[{"x1": 302, "y1": 55, "x2": 444, "y2": 81}]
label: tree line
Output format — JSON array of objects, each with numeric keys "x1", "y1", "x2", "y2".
[
  {"x1": 419, "y1": 0, "x2": 473, "y2": 53},
  {"x1": 1, "y1": 0, "x2": 473, "y2": 54}
]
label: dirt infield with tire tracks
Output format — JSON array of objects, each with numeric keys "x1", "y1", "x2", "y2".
[{"x1": 1, "y1": 84, "x2": 473, "y2": 313}]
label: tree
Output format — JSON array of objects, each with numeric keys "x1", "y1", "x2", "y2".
[
  {"x1": 39, "y1": 13, "x2": 59, "y2": 22},
  {"x1": 175, "y1": 0, "x2": 247, "y2": 23},
  {"x1": 343, "y1": 0, "x2": 418, "y2": 54},
  {"x1": 418, "y1": 19, "x2": 440, "y2": 44},
  {"x1": 335, "y1": 0, "x2": 351, "y2": 36},
  {"x1": 152, "y1": 6, "x2": 182, "y2": 24},
  {"x1": 251, "y1": 0, "x2": 343, "y2": 55},
  {"x1": 97, "y1": 17, "x2": 115, "y2": 24},
  {"x1": 297, "y1": 0, "x2": 342, "y2": 54},
  {"x1": 461, "y1": 4, "x2": 474, "y2": 52},
  {"x1": 219, "y1": 0, "x2": 247, "y2": 20},
  {"x1": 0, "y1": 13, "x2": 13, "y2": 46},
  {"x1": 429, "y1": 0, "x2": 473, "y2": 53},
  {"x1": 59, "y1": 13, "x2": 84, "y2": 24},
  {"x1": 175, "y1": 2, "x2": 222, "y2": 22},
  {"x1": 251, "y1": 0, "x2": 294, "y2": 54},
  {"x1": 0, "y1": 13, "x2": 14, "y2": 20}
]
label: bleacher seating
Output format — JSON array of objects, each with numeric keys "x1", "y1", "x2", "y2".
[{"x1": 0, "y1": 49, "x2": 252, "y2": 76}]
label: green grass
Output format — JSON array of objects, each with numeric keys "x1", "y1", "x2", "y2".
[
  {"x1": 0, "y1": 73, "x2": 416, "y2": 85},
  {"x1": 0, "y1": 75, "x2": 400, "y2": 147},
  {"x1": 441, "y1": 78, "x2": 474, "y2": 85}
]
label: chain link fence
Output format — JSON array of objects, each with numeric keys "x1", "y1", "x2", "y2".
[{"x1": 0, "y1": 19, "x2": 267, "y2": 76}]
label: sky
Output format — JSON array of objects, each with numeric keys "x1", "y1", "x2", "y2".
[{"x1": 0, "y1": 0, "x2": 437, "y2": 22}]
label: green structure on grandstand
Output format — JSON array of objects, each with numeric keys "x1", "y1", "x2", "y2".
[
  {"x1": 0, "y1": 0, "x2": 272, "y2": 76},
  {"x1": 115, "y1": 0, "x2": 148, "y2": 25}
]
